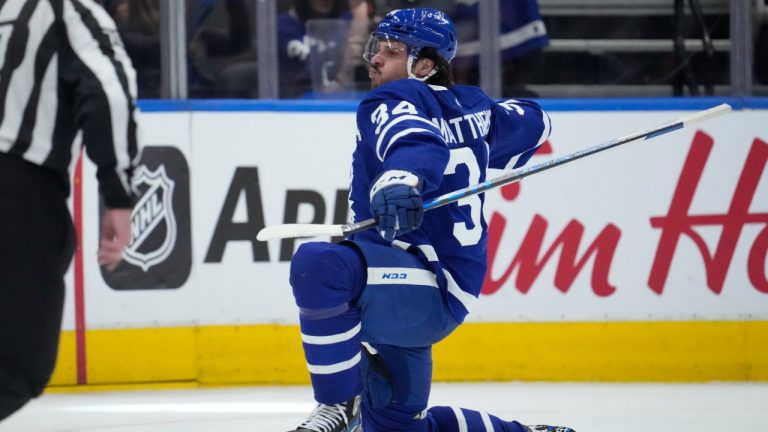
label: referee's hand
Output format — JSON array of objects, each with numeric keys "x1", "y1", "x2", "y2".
[{"x1": 97, "y1": 208, "x2": 132, "y2": 271}]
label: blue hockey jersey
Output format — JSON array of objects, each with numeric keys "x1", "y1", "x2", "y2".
[{"x1": 347, "y1": 79, "x2": 551, "y2": 323}]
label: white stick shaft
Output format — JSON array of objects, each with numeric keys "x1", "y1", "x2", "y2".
[
  {"x1": 257, "y1": 104, "x2": 732, "y2": 241},
  {"x1": 256, "y1": 224, "x2": 343, "y2": 241},
  {"x1": 678, "y1": 103, "x2": 732, "y2": 127}
]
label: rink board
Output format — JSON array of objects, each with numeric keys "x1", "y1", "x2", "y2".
[
  {"x1": 48, "y1": 98, "x2": 768, "y2": 388},
  {"x1": 49, "y1": 321, "x2": 768, "y2": 389}
]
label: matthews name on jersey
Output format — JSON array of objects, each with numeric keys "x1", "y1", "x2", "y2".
[{"x1": 348, "y1": 79, "x2": 551, "y2": 323}]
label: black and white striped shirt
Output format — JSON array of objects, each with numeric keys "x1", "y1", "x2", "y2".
[{"x1": 0, "y1": 0, "x2": 139, "y2": 208}]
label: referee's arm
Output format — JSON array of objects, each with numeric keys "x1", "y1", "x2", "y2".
[{"x1": 61, "y1": 0, "x2": 140, "y2": 208}]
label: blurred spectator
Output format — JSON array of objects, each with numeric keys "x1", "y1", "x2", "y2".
[
  {"x1": 450, "y1": 0, "x2": 549, "y2": 95},
  {"x1": 333, "y1": 0, "x2": 370, "y2": 91},
  {"x1": 105, "y1": 0, "x2": 255, "y2": 98},
  {"x1": 187, "y1": 0, "x2": 254, "y2": 98},
  {"x1": 343, "y1": 0, "x2": 547, "y2": 95},
  {"x1": 278, "y1": 0, "x2": 352, "y2": 98},
  {"x1": 105, "y1": 0, "x2": 162, "y2": 98},
  {"x1": 756, "y1": 0, "x2": 768, "y2": 88}
]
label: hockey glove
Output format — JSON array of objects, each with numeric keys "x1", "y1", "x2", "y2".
[{"x1": 370, "y1": 170, "x2": 423, "y2": 242}]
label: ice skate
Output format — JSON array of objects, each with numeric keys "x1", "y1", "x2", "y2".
[
  {"x1": 289, "y1": 395, "x2": 362, "y2": 432},
  {"x1": 525, "y1": 425, "x2": 576, "y2": 432}
]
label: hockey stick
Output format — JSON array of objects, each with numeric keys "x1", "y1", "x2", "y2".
[{"x1": 257, "y1": 103, "x2": 732, "y2": 241}]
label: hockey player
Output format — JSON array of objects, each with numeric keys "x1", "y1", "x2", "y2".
[{"x1": 287, "y1": 8, "x2": 575, "y2": 432}]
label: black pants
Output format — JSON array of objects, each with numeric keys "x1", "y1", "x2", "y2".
[{"x1": 0, "y1": 153, "x2": 75, "y2": 421}]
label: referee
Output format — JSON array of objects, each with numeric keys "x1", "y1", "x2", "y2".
[{"x1": 0, "y1": 0, "x2": 139, "y2": 421}]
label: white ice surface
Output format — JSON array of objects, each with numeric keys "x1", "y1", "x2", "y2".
[{"x1": 2, "y1": 382, "x2": 766, "y2": 431}]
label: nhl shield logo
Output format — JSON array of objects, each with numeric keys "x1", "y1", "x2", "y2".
[{"x1": 124, "y1": 164, "x2": 177, "y2": 272}]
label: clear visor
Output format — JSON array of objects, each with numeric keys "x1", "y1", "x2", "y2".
[{"x1": 362, "y1": 34, "x2": 409, "y2": 64}]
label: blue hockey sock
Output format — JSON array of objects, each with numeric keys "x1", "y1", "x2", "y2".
[
  {"x1": 300, "y1": 308, "x2": 363, "y2": 404},
  {"x1": 428, "y1": 406, "x2": 528, "y2": 432},
  {"x1": 290, "y1": 242, "x2": 367, "y2": 405}
]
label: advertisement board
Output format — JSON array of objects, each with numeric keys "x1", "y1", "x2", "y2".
[{"x1": 51, "y1": 100, "x2": 768, "y2": 386}]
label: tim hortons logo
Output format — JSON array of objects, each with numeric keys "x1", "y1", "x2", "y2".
[
  {"x1": 649, "y1": 132, "x2": 768, "y2": 295},
  {"x1": 124, "y1": 164, "x2": 178, "y2": 272},
  {"x1": 483, "y1": 131, "x2": 768, "y2": 297}
]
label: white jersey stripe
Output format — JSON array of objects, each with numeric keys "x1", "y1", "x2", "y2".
[
  {"x1": 383, "y1": 127, "x2": 436, "y2": 160},
  {"x1": 375, "y1": 114, "x2": 440, "y2": 161},
  {"x1": 0, "y1": 1, "x2": 27, "y2": 71},
  {"x1": 537, "y1": 110, "x2": 552, "y2": 147},
  {"x1": 415, "y1": 244, "x2": 439, "y2": 262},
  {"x1": 451, "y1": 407, "x2": 469, "y2": 432},
  {"x1": 391, "y1": 239, "x2": 411, "y2": 251},
  {"x1": 501, "y1": 112, "x2": 549, "y2": 171},
  {"x1": 503, "y1": 152, "x2": 524, "y2": 171},
  {"x1": 64, "y1": 0, "x2": 133, "y2": 193},
  {"x1": 389, "y1": 242, "x2": 476, "y2": 311},
  {"x1": 0, "y1": 2, "x2": 46, "y2": 152},
  {"x1": 481, "y1": 412, "x2": 495, "y2": 431},
  {"x1": 25, "y1": 55, "x2": 58, "y2": 164},
  {"x1": 443, "y1": 268, "x2": 478, "y2": 313},
  {"x1": 0, "y1": 0, "x2": 138, "y2": 207}
]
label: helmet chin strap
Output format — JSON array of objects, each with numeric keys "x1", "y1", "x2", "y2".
[{"x1": 407, "y1": 56, "x2": 437, "y2": 82}]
